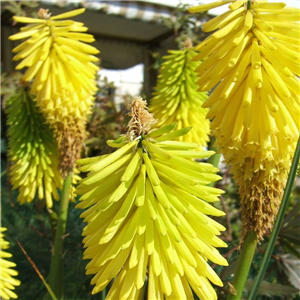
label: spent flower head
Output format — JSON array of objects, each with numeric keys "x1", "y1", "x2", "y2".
[{"x1": 127, "y1": 96, "x2": 157, "y2": 142}]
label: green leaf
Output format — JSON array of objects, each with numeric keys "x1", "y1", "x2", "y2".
[
  {"x1": 245, "y1": 280, "x2": 300, "y2": 297},
  {"x1": 282, "y1": 239, "x2": 300, "y2": 259},
  {"x1": 280, "y1": 253, "x2": 300, "y2": 289},
  {"x1": 20, "y1": 1, "x2": 39, "y2": 7},
  {"x1": 220, "y1": 258, "x2": 238, "y2": 280},
  {"x1": 113, "y1": 135, "x2": 127, "y2": 144},
  {"x1": 84, "y1": 137, "x2": 101, "y2": 145},
  {"x1": 281, "y1": 234, "x2": 300, "y2": 246}
]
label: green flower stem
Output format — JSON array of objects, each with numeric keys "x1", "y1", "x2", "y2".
[
  {"x1": 227, "y1": 231, "x2": 258, "y2": 300},
  {"x1": 248, "y1": 135, "x2": 300, "y2": 300},
  {"x1": 247, "y1": 0, "x2": 251, "y2": 9},
  {"x1": 48, "y1": 173, "x2": 72, "y2": 300},
  {"x1": 100, "y1": 289, "x2": 106, "y2": 300}
]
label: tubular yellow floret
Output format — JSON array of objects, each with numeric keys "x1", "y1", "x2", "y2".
[
  {"x1": 0, "y1": 228, "x2": 21, "y2": 300},
  {"x1": 188, "y1": 1, "x2": 232, "y2": 13},
  {"x1": 76, "y1": 97, "x2": 227, "y2": 300},
  {"x1": 6, "y1": 87, "x2": 63, "y2": 207},
  {"x1": 9, "y1": 8, "x2": 100, "y2": 176},
  {"x1": 149, "y1": 42, "x2": 210, "y2": 147}
]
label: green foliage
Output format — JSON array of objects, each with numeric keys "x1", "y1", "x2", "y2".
[
  {"x1": 1, "y1": 71, "x2": 23, "y2": 109},
  {"x1": 159, "y1": 3, "x2": 212, "y2": 48},
  {"x1": 150, "y1": 3, "x2": 214, "y2": 71},
  {"x1": 1, "y1": 1, "x2": 39, "y2": 19},
  {"x1": 1, "y1": 175, "x2": 97, "y2": 300},
  {"x1": 245, "y1": 280, "x2": 299, "y2": 298},
  {"x1": 84, "y1": 76, "x2": 129, "y2": 158},
  {"x1": 279, "y1": 200, "x2": 300, "y2": 259}
]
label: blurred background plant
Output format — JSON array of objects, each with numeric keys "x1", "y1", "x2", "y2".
[
  {"x1": 0, "y1": 1, "x2": 39, "y2": 19},
  {"x1": 1, "y1": 71, "x2": 23, "y2": 109},
  {"x1": 159, "y1": 3, "x2": 210, "y2": 49},
  {"x1": 84, "y1": 75, "x2": 130, "y2": 158},
  {"x1": 150, "y1": 3, "x2": 212, "y2": 71}
]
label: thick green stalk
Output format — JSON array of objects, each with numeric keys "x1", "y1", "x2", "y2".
[
  {"x1": 227, "y1": 232, "x2": 258, "y2": 300},
  {"x1": 48, "y1": 173, "x2": 72, "y2": 300},
  {"x1": 248, "y1": 136, "x2": 300, "y2": 300}
]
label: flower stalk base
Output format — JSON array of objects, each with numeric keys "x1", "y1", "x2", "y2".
[
  {"x1": 227, "y1": 231, "x2": 258, "y2": 300},
  {"x1": 48, "y1": 173, "x2": 72, "y2": 299}
]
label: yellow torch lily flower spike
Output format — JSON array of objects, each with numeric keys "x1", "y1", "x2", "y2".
[
  {"x1": 9, "y1": 8, "x2": 100, "y2": 176},
  {"x1": 76, "y1": 96, "x2": 227, "y2": 300},
  {"x1": 150, "y1": 39, "x2": 210, "y2": 147},
  {"x1": 0, "y1": 228, "x2": 21, "y2": 300},
  {"x1": 7, "y1": 87, "x2": 62, "y2": 208},
  {"x1": 189, "y1": 1, "x2": 300, "y2": 241}
]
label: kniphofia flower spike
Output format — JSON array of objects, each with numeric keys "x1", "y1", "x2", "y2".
[{"x1": 76, "y1": 97, "x2": 227, "y2": 300}]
